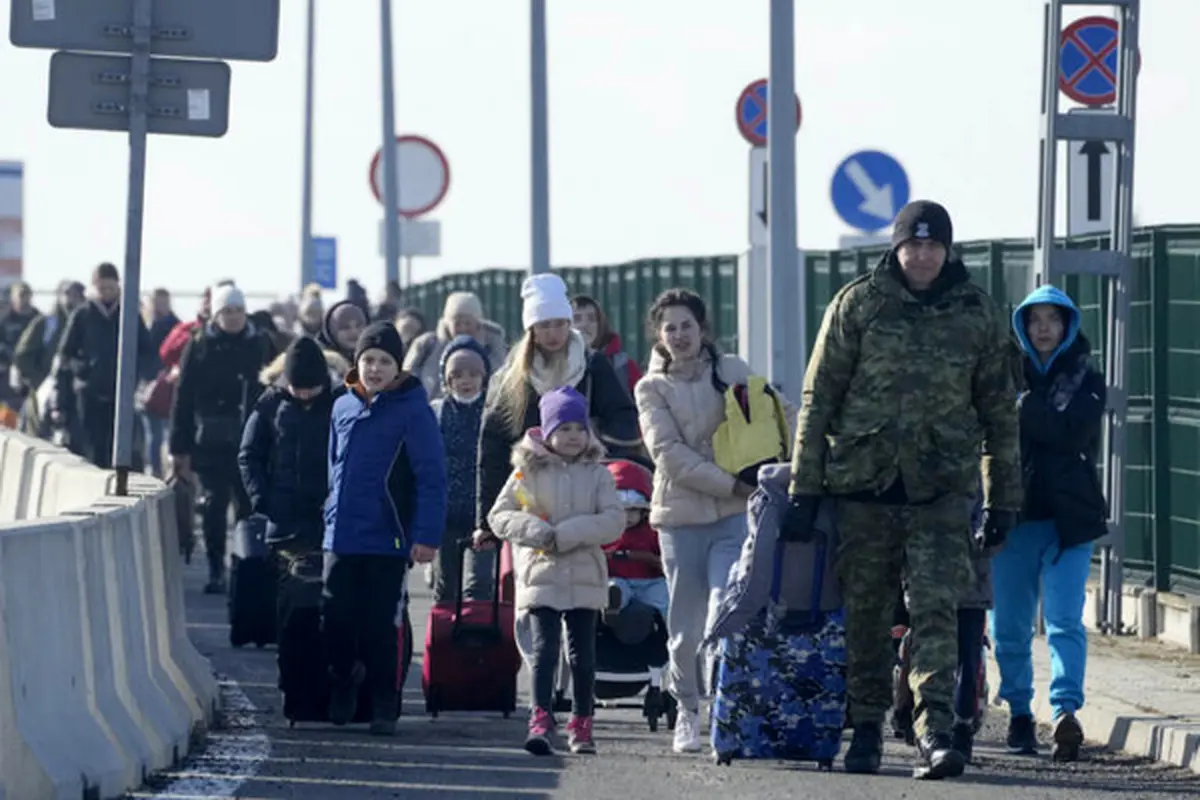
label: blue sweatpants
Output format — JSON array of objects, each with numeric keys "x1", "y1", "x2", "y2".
[{"x1": 988, "y1": 519, "x2": 1093, "y2": 720}]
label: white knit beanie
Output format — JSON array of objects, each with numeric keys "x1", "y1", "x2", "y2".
[
  {"x1": 442, "y1": 291, "x2": 484, "y2": 323},
  {"x1": 211, "y1": 283, "x2": 246, "y2": 315},
  {"x1": 520, "y1": 273, "x2": 573, "y2": 331}
]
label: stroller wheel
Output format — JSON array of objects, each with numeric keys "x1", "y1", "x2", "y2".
[
  {"x1": 644, "y1": 687, "x2": 662, "y2": 732},
  {"x1": 664, "y1": 694, "x2": 678, "y2": 731}
]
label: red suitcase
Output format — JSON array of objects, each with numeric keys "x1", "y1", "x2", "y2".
[{"x1": 422, "y1": 539, "x2": 520, "y2": 717}]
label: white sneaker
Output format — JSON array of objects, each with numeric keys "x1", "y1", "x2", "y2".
[{"x1": 672, "y1": 707, "x2": 703, "y2": 753}]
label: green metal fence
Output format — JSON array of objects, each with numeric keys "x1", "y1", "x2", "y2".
[{"x1": 406, "y1": 225, "x2": 1200, "y2": 594}]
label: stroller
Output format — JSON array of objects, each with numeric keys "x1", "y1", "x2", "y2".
[{"x1": 593, "y1": 593, "x2": 677, "y2": 732}]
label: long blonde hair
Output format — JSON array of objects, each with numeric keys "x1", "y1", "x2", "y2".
[{"x1": 491, "y1": 328, "x2": 569, "y2": 437}]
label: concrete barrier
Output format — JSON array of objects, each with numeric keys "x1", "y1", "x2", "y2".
[{"x1": 0, "y1": 430, "x2": 218, "y2": 800}]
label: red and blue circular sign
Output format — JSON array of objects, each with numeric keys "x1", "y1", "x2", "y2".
[
  {"x1": 1059, "y1": 16, "x2": 1141, "y2": 107},
  {"x1": 734, "y1": 79, "x2": 801, "y2": 147}
]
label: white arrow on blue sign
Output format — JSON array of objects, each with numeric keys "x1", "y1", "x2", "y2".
[
  {"x1": 312, "y1": 236, "x2": 337, "y2": 290},
  {"x1": 830, "y1": 150, "x2": 910, "y2": 234}
]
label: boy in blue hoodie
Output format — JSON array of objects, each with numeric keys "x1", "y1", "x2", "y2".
[
  {"x1": 429, "y1": 335, "x2": 494, "y2": 604},
  {"x1": 989, "y1": 286, "x2": 1107, "y2": 763},
  {"x1": 323, "y1": 322, "x2": 447, "y2": 736}
]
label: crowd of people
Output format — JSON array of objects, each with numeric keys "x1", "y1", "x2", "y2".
[{"x1": 0, "y1": 199, "x2": 1109, "y2": 779}]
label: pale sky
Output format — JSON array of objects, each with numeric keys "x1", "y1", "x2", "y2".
[{"x1": 1, "y1": 1, "x2": 1193, "y2": 315}]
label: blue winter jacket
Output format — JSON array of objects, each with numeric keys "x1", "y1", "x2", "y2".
[{"x1": 323, "y1": 373, "x2": 448, "y2": 556}]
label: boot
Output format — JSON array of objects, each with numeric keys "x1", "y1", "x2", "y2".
[
  {"x1": 369, "y1": 689, "x2": 398, "y2": 737},
  {"x1": 1006, "y1": 713, "x2": 1040, "y2": 756},
  {"x1": 951, "y1": 720, "x2": 974, "y2": 764},
  {"x1": 328, "y1": 661, "x2": 365, "y2": 726},
  {"x1": 204, "y1": 558, "x2": 226, "y2": 595},
  {"x1": 843, "y1": 722, "x2": 883, "y2": 774},
  {"x1": 914, "y1": 731, "x2": 966, "y2": 780}
]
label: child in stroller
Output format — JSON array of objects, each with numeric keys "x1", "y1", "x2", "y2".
[{"x1": 590, "y1": 460, "x2": 677, "y2": 731}]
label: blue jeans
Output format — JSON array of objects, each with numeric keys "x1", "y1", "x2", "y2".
[
  {"x1": 611, "y1": 577, "x2": 669, "y2": 618},
  {"x1": 142, "y1": 413, "x2": 165, "y2": 477},
  {"x1": 659, "y1": 513, "x2": 748, "y2": 712},
  {"x1": 989, "y1": 519, "x2": 1093, "y2": 720}
]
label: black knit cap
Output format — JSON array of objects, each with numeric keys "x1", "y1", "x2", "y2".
[
  {"x1": 354, "y1": 321, "x2": 406, "y2": 365},
  {"x1": 891, "y1": 200, "x2": 953, "y2": 250},
  {"x1": 283, "y1": 336, "x2": 329, "y2": 389}
]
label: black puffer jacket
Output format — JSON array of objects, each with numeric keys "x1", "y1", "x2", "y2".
[
  {"x1": 238, "y1": 381, "x2": 333, "y2": 547},
  {"x1": 1019, "y1": 333, "x2": 1108, "y2": 550}
]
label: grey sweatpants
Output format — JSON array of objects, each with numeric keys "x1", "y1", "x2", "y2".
[{"x1": 659, "y1": 513, "x2": 748, "y2": 713}]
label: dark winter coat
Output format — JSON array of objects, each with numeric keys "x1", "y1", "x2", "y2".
[
  {"x1": 0, "y1": 306, "x2": 38, "y2": 374},
  {"x1": 324, "y1": 372, "x2": 447, "y2": 557},
  {"x1": 169, "y1": 322, "x2": 272, "y2": 464},
  {"x1": 52, "y1": 299, "x2": 156, "y2": 408},
  {"x1": 433, "y1": 394, "x2": 485, "y2": 532},
  {"x1": 475, "y1": 330, "x2": 645, "y2": 532},
  {"x1": 238, "y1": 380, "x2": 334, "y2": 549},
  {"x1": 1012, "y1": 286, "x2": 1109, "y2": 551},
  {"x1": 148, "y1": 312, "x2": 181, "y2": 352}
]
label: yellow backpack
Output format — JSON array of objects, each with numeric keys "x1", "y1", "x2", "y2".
[{"x1": 712, "y1": 375, "x2": 792, "y2": 485}]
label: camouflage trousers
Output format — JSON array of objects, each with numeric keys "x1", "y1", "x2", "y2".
[{"x1": 836, "y1": 493, "x2": 974, "y2": 738}]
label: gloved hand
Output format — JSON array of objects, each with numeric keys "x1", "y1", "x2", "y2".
[
  {"x1": 779, "y1": 494, "x2": 822, "y2": 543},
  {"x1": 976, "y1": 507, "x2": 1017, "y2": 551}
]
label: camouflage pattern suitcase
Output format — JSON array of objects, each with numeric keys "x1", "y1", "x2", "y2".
[{"x1": 711, "y1": 540, "x2": 847, "y2": 768}]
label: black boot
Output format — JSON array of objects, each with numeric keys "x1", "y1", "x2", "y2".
[
  {"x1": 328, "y1": 661, "x2": 365, "y2": 726},
  {"x1": 204, "y1": 557, "x2": 225, "y2": 595},
  {"x1": 369, "y1": 689, "x2": 398, "y2": 737},
  {"x1": 914, "y1": 731, "x2": 966, "y2": 780},
  {"x1": 1051, "y1": 712, "x2": 1083, "y2": 763},
  {"x1": 951, "y1": 721, "x2": 975, "y2": 764},
  {"x1": 843, "y1": 722, "x2": 883, "y2": 774},
  {"x1": 1006, "y1": 713, "x2": 1040, "y2": 756}
]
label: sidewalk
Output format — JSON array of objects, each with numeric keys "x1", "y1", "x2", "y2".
[{"x1": 985, "y1": 631, "x2": 1200, "y2": 774}]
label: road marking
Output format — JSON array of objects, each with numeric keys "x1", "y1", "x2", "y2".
[{"x1": 149, "y1": 679, "x2": 268, "y2": 799}]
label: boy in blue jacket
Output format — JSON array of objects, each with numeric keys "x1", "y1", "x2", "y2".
[{"x1": 323, "y1": 322, "x2": 447, "y2": 736}]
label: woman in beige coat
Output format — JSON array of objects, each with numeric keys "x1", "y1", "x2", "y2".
[
  {"x1": 488, "y1": 386, "x2": 624, "y2": 757},
  {"x1": 635, "y1": 288, "x2": 797, "y2": 755}
]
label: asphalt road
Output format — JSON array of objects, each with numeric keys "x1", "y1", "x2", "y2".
[{"x1": 128, "y1": 555, "x2": 1198, "y2": 800}]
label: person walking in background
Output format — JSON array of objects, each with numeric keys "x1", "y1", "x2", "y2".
[
  {"x1": 393, "y1": 307, "x2": 427, "y2": 352},
  {"x1": 990, "y1": 285, "x2": 1107, "y2": 763},
  {"x1": 1, "y1": 280, "x2": 39, "y2": 415},
  {"x1": 317, "y1": 300, "x2": 368, "y2": 381},
  {"x1": 51, "y1": 263, "x2": 157, "y2": 466},
  {"x1": 170, "y1": 284, "x2": 273, "y2": 593},
  {"x1": 12, "y1": 279, "x2": 84, "y2": 435},
  {"x1": 781, "y1": 201, "x2": 1021, "y2": 780},
  {"x1": 572, "y1": 295, "x2": 641, "y2": 396},
  {"x1": 322, "y1": 322, "x2": 446, "y2": 736},
  {"x1": 295, "y1": 284, "x2": 324, "y2": 338},
  {"x1": 404, "y1": 291, "x2": 507, "y2": 401},
  {"x1": 486, "y1": 387, "x2": 625, "y2": 756},
  {"x1": 145, "y1": 288, "x2": 180, "y2": 353},
  {"x1": 634, "y1": 287, "x2": 795, "y2": 754}
]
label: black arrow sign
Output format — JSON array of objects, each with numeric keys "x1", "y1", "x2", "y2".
[
  {"x1": 757, "y1": 158, "x2": 768, "y2": 226},
  {"x1": 1079, "y1": 140, "x2": 1109, "y2": 222}
]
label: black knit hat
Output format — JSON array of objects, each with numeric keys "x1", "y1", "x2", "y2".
[
  {"x1": 354, "y1": 321, "x2": 406, "y2": 365},
  {"x1": 891, "y1": 200, "x2": 953, "y2": 250},
  {"x1": 283, "y1": 336, "x2": 329, "y2": 389}
]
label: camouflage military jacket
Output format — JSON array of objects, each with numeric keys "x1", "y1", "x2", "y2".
[{"x1": 789, "y1": 256, "x2": 1021, "y2": 510}]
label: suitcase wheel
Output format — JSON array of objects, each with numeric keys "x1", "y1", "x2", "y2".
[
  {"x1": 664, "y1": 694, "x2": 678, "y2": 731},
  {"x1": 713, "y1": 751, "x2": 733, "y2": 766},
  {"x1": 502, "y1": 710, "x2": 511, "y2": 719},
  {"x1": 644, "y1": 687, "x2": 662, "y2": 732},
  {"x1": 817, "y1": 759, "x2": 834, "y2": 771}
]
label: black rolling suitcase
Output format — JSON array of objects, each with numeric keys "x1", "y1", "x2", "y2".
[
  {"x1": 277, "y1": 553, "x2": 414, "y2": 726},
  {"x1": 228, "y1": 514, "x2": 278, "y2": 648}
]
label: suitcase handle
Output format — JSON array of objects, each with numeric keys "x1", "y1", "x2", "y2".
[{"x1": 451, "y1": 537, "x2": 504, "y2": 639}]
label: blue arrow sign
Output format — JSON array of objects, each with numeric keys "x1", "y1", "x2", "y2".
[
  {"x1": 311, "y1": 236, "x2": 337, "y2": 290},
  {"x1": 830, "y1": 150, "x2": 910, "y2": 233}
]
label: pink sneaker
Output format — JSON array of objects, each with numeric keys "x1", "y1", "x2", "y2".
[
  {"x1": 566, "y1": 715, "x2": 596, "y2": 754},
  {"x1": 525, "y1": 707, "x2": 555, "y2": 755}
]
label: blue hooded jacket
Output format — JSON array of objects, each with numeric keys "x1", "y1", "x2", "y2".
[
  {"x1": 324, "y1": 372, "x2": 448, "y2": 556},
  {"x1": 1009, "y1": 285, "x2": 1108, "y2": 548}
]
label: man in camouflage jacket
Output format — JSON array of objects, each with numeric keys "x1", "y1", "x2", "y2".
[{"x1": 780, "y1": 200, "x2": 1021, "y2": 780}]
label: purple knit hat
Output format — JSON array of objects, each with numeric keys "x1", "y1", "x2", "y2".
[{"x1": 539, "y1": 386, "x2": 589, "y2": 438}]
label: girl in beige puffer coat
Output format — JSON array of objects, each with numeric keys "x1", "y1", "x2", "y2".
[{"x1": 487, "y1": 386, "x2": 624, "y2": 757}]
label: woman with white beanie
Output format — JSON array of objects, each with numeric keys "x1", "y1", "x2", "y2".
[
  {"x1": 402, "y1": 291, "x2": 507, "y2": 400},
  {"x1": 475, "y1": 274, "x2": 643, "y2": 542}
]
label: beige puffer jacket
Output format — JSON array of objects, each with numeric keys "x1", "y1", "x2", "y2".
[
  {"x1": 488, "y1": 430, "x2": 624, "y2": 612},
  {"x1": 635, "y1": 346, "x2": 798, "y2": 529}
]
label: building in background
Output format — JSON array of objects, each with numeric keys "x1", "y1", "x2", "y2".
[{"x1": 0, "y1": 161, "x2": 22, "y2": 293}]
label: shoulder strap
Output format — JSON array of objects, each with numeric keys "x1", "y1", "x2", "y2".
[{"x1": 706, "y1": 344, "x2": 728, "y2": 394}]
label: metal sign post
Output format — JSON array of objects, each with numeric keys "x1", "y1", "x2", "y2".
[
  {"x1": 10, "y1": 0, "x2": 280, "y2": 495},
  {"x1": 530, "y1": 0, "x2": 550, "y2": 275},
  {"x1": 378, "y1": 0, "x2": 402, "y2": 288},
  {"x1": 1035, "y1": 0, "x2": 1141, "y2": 633}
]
